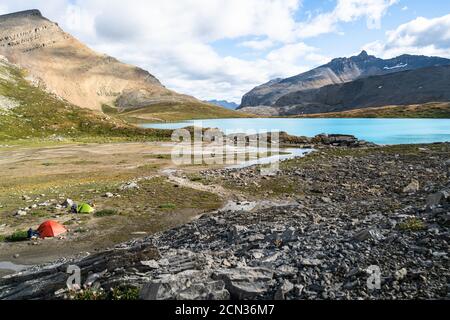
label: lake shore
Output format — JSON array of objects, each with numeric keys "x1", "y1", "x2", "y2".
[
  {"x1": 0, "y1": 133, "x2": 352, "y2": 271},
  {"x1": 141, "y1": 118, "x2": 450, "y2": 145}
]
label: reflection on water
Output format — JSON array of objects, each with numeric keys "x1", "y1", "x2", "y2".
[
  {"x1": 227, "y1": 148, "x2": 313, "y2": 169},
  {"x1": 0, "y1": 261, "x2": 28, "y2": 272},
  {"x1": 142, "y1": 118, "x2": 450, "y2": 145}
]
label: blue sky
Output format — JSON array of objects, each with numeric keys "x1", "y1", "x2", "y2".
[
  {"x1": 214, "y1": 0, "x2": 450, "y2": 64},
  {"x1": 1, "y1": 0, "x2": 450, "y2": 103}
]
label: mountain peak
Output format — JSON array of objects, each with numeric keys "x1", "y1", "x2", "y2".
[
  {"x1": 330, "y1": 50, "x2": 372, "y2": 64},
  {"x1": 0, "y1": 9, "x2": 43, "y2": 20},
  {"x1": 358, "y1": 50, "x2": 369, "y2": 58},
  {"x1": 241, "y1": 52, "x2": 450, "y2": 108},
  {"x1": 0, "y1": 9, "x2": 199, "y2": 112},
  {"x1": 0, "y1": 9, "x2": 65, "y2": 53}
]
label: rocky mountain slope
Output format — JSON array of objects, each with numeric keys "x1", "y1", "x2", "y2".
[
  {"x1": 0, "y1": 10, "x2": 205, "y2": 112},
  {"x1": 239, "y1": 51, "x2": 450, "y2": 115},
  {"x1": 0, "y1": 55, "x2": 171, "y2": 142},
  {"x1": 272, "y1": 65, "x2": 450, "y2": 115}
]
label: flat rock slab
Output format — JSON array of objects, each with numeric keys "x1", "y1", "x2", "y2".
[{"x1": 212, "y1": 267, "x2": 274, "y2": 299}]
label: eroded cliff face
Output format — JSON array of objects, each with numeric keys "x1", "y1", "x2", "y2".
[
  {"x1": 0, "y1": 10, "x2": 196, "y2": 111},
  {"x1": 0, "y1": 10, "x2": 68, "y2": 52}
]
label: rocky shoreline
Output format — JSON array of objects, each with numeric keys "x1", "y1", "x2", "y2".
[{"x1": 0, "y1": 143, "x2": 449, "y2": 300}]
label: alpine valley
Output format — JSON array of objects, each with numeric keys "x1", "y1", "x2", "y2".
[{"x1": 0, "y1": 6, "x2": 449, "y2": 303}]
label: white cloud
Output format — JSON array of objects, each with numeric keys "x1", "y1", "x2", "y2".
[
  {"x1": 364, "y1": 14, "x2": 450, "y2": 58},
  {"x1": 1, "y1": 0, "x2": 309, "y2": 102},
  {"x1": 0, "y1": 0, "x2": 397, "y2": 103},
  {"x1": 0, "y1": 5, "x2": 8, "y2": 15},
  {"x1": 267, "y1": 43, "x2": 329, "y2": 65},
  {"x1": 298, "y1": 0, "x2": 398, "y2": 38},
  {"x1": 239, "y1": 39, "x2": 275, "y2": 51}
]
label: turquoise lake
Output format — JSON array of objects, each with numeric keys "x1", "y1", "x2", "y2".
[{"x1": 141, "y1": 118, "x2": 450, "y2": 145}]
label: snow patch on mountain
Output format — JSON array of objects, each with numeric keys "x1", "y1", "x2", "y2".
[{"x1": 383, "y1": 63, "x2": 408, "y2": 70}]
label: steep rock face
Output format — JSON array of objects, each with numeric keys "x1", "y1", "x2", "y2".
[
  {"x1": 240, "y1": 51, "x2": 450, "y2": 109},
  {"x1": 0, "y1": 10, "x2": 196, "y2": 111},
  {"x1": 274, "y1": 65, "x2": 450, "y2": 115}
]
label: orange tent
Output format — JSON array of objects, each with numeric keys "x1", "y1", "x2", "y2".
[{"x1": 37, "y1": 220, "x2": 67, "y2": 238}]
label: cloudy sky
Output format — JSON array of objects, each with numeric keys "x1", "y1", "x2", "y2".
[{"x1": 1, "y1": 0, "x2": 450, "y2": 103}]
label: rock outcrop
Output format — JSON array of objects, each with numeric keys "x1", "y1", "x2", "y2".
[{"x1": 0, "y1": 10, "x2": 198, "y2": 111}]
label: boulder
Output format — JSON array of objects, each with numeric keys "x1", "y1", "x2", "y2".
[
  {"x1": 139, "y1": 271, "x2": 229, "y2": 300},
  {"x1": 141, "y1": 260, "x2": 159, "y2": 269},
  {"x1": 299, "y1": 258, "x2": 322, "y2": 267},
  {"x1": 394, "y1": 268, "x2": 408, "y2": 281},
  {"x1": 403, "y1": 179, "x2": 420, "y2": 193},
  {"x1": 353, "y1": 228, "x2": 384, "y2": 242},
  {"x1": 119, "y1": 182, "x2": 140, "y2": 191},
  {"x1": 176, "y1": 281, "x2": 230, "y2": 300},
  {"x1": 227, "y1": 225, "x2": 248, "y2": 242},
  {"x1": 15, "y1": 210, "x2": 27, "y2": 216},
  {"x1": 313, "y1": 134, "x2": 359, "y2": 147},
  {"x1": 274, "y1": 280, "x2": 294, "y2": 300},
  {"x1": 212, "y1": 267, "x2": 274, "y2": 299},
  {"x1": 281, "y1": 227, "x2": 297, "y2": 242},
  {"x1": 426, "y1": 189, "x2": 450, "y2": 210}
]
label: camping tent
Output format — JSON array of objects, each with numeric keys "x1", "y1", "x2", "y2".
[
  {"x1": 77, "y1": 203, "x2": 94, "y2": 214},
  {"x1": 37, "y1": 220, "x2": 67, "y2": 238}
]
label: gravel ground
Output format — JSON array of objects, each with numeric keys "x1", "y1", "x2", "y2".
[{"x1": 0, "y1": 143, "x2": 449, "y2": 300}]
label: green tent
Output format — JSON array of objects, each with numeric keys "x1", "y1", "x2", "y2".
[{"x1": 77, "y1": 203, "x2": 94, "y2": 214}]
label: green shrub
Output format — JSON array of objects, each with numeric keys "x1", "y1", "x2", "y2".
[
  {"x1": 74, "y1": 227, "x2": 87, "y2": 233},
  {"x1": 398, "y1": 218, "x2": 426, "y2": 231},
  {"x1": 69, "y1": 288, "x2": 106, "y2": 300},
  {"x1": 158, "y1": 203, "x2": 176, "y2": 209},
  {"x1": 109, "y1": 287, "x2": 140, "y2": 300},
  {"x1": 94, "y1": 209, "x2": 118, "y2": 217},
  {"x1": 69, "y1": 287, "x2": 140, "y2": 300},
  {"x1": 6, "y1": 230, "x2": 28, "y2": 242}
]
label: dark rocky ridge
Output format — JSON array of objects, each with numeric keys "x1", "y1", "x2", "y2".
[
  {"x1": 0, "y1": 10, "x2": 69, "y2": 53},
  {"x1": 0, "y1": 9, "x2": 43, "y2": 19},
  {"x1": 274, "y1": 65, "x2": 450, "y2": 114},
  {"x1": 239, "y1": 51, "x2": 450, "y2": 114}
]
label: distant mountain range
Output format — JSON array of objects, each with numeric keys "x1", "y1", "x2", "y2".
[
  {"x1": 206, "y1": 100, "x2": 239, "y2": 109},
  {"x1": 239, "y1": 51, "x2": 450, "y2": 116}
]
